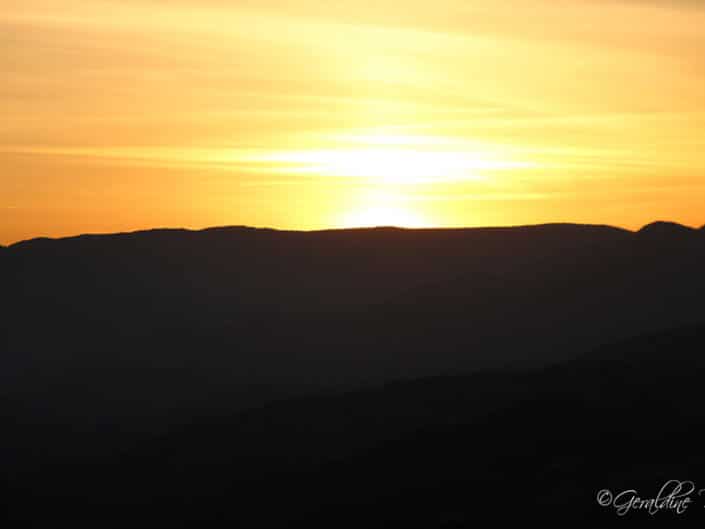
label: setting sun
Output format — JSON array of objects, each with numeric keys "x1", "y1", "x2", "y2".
[
  {"x1": 338, "y1": 189, "x2": 431, "y2": 228},
  {"x1": 340, "y1": 205, "x2": 428, "y2": 229}
]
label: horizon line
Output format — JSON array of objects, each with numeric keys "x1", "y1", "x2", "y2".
[{"x1": 4, "y1": 219, "x2": 704, "y2": 249}]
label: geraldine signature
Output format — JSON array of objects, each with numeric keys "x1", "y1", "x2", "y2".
[{"x1": 597, "y1": 480, "x2": 705, "y2": 516}]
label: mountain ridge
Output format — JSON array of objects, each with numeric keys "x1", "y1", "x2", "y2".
[{"x1": 9, "y1": 220, "x2": 701, "y2": 250}]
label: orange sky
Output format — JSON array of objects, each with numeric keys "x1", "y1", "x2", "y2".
[{"x1": 2, "y1": 0, "x2": 705, "y2": 244}]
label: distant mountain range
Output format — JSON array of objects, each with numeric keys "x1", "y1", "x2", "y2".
[{"x1": 2, "y1": 221, "x2": 705, "y2": 525}]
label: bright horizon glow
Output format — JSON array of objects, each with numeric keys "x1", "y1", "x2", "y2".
[
  {"x1": 255, "y1": 133, "x2": 534, "y2": 185},
  {"x1": 337, "y1": 189, "x2": 433, "y2": 228},
  {"x1": 340, "y1": 204, "x2": 430, "y2": 229},
  {"x1": 2, "y1": 1, "x2": 705, "y2": 243}
]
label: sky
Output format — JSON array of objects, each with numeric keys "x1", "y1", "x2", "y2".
[{"x1": 2, "y1": 0, "x2": 705, "y2": 244}]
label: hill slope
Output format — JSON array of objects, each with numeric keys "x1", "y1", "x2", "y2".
[{"x1": 4, "y1": 323, "x2": 705, "y2": 526}]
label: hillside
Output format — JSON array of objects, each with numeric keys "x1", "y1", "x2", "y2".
[{"x1": 4, "y1": 323, "x2": 705, "y2": 526}]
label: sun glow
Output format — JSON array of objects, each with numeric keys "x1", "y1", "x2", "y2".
[
  {"x1": 340, "y1": 203, "x2": 429, "y2": 228},
  {"x1": 255, "y1": 132, "x2": 537, "y2": 229},
  {"x1": 338, "y1": 189, "x2": 431, "y2": 228},
  {"x1": 257, "y1": 133, "x2": 533, "y2": 185},
  {"x1": 287, "y1": 148, "x2": 481, "y2": 184}
]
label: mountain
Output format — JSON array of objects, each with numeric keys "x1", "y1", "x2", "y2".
[
  {"x1": 637, "y1": 220, "x2": 698, "y2": 239},
  {"x1": 2, "y1": 223, "x2": 704, "y2": 424},
  {"x1": 2, "y1": 221, "x2": 705, "y2": 520},
  {"x1": 4, "y1": 323, "x2": 705, "y2": 526}
]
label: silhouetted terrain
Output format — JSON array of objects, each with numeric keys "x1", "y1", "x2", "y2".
[
  {"x1": 2, "y1": 222, "x2": 705, "y2": 525},
  {"x1": 4, "y1": 324, "x2": 705, "y2": 526}
]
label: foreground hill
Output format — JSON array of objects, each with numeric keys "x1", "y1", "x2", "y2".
[{"x1": 4, "y1": 323, "x2": 705, "y2": 526}]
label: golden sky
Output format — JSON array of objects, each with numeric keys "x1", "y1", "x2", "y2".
[{"x1": 2, "y1": 0, "x2": 705, "y2": 243}]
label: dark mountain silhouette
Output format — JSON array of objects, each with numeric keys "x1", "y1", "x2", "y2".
[
  {"x1": 637, "y1": 220, "x2": 697, "y2": 239},
  {"x1": 2, "y1": 221, "x2": 705, "y2": 525},
  {"x1": 4, "y1": 323, "x2": 705, "y2": 526}
]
